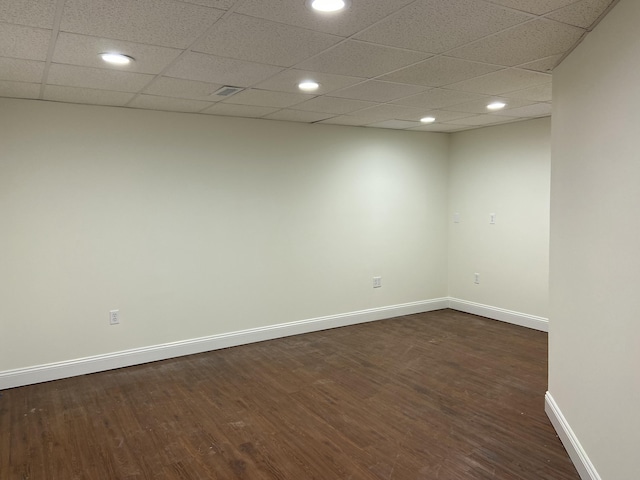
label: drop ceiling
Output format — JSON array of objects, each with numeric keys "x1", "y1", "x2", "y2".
[{"x1": 0, "y1": 0, "x2": 617, "y2": 132}]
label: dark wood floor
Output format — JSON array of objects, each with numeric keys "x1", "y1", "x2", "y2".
[{"x1": 0, "y1": 309, "x2": 579, "y2": 480}]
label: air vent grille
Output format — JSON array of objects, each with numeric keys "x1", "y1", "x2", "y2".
[{"x1": 211, "y1": 86, "x2": 244, "y2": 97}]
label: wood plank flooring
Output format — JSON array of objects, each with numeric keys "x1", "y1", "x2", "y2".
[{"x1": 0, "y1": 309, "x2": 579, "y2": 479}]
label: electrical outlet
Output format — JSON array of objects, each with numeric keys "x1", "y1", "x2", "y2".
[
  {"x1": 474, "y1": 273, "x2": 480, "y2": 284},
  {"x1": 490, "y1": 213, "x2": 496, "y2": 224},
  {"x1": 373, "y1": 276, "x2": 382, "y2": 288},
  {"x1": 109, "y1": 309, "x2": 120, "y2": 325}
]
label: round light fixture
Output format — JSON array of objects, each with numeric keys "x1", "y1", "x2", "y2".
[
  {"x1": 420, "y1": 116, "x2": 436, "y2": 124},
  {"x1": 487, "y1": 101, "x2": 506, "y2": 111},
  {"x1": 298, "y1": 81, "x2": 320, "y2": 92},
  {"x1": 99, "y1": 53, "x2": 134, "y2": 65},
  {"x1": 307, "y1": 0, "x2": 350, "y2": 13}
]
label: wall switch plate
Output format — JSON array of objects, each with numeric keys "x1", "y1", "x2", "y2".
[
  {"x1": 109, "y1": 309, "x2": 120, "y2": 325},
  {"x1": 453, "y1": 213, "x2": 460, "y2": 223},
  {"x1": 490, "y1": 213, "x2": 496, "y2": 224},
  {"x1": 474, "y1": 273, "x2": 480, "y2": 284},
  {"x1": 373, "y1": 276, "x2": 382, "y2": 288}
]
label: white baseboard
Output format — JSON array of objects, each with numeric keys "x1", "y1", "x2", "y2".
[
  {"x1": 545, "y1": 392, "x2": 601, "y2": 480},
  {"x1": 0, "y1": 298, "x2": 448, "y2": 390},
  {"x1": 447, "y1": 298, "x2": 548, "y2": 332}
]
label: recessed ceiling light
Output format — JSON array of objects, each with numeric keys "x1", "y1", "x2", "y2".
[
  {"x1": 99, "y1": 53, "x2": 134, "y2": 65},
  {"x1": 420, "y1": 116, "x2": 436, "y2": 124},
  {"x1": 487, "y1": 101, "x2": 506, "y2": 111},
  {"x1": 307, "y1": 0, "x2": 350, "y2": 13},
  {"x1": 298, "y1": 81, "x2": 320, "y2": 92}
]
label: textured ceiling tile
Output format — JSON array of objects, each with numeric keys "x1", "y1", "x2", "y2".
[
  {"x1": 43, "y1": 84, "x2": 134, "y2": 106},
  {"x1": 61, "y1": 0, "x2": 224, "y2": 49},
  {"x1": 447, "y1": 68, "x2": 551, "y2": 95},
  {"x1": 409, "y1": 123, "x2": 472, "y2": 132},
  {"x1": 144, "y1": 77, "x2": 223, "y2": 100},
  {"x1": 448, "y1": 19, "x2": 585, "y2": 66},
  {"x1": 0, "y1": 0, "x2": 56, "y2": 29},
  {"x1": 442, "y1": 97, "x2": 535, "y2": 114},
  {"x1": 292, "y1": 96, "x2": 375, "y2": 115},
  {"x1": 47, "y1": 64, "x2": 154, "y2": 92},
  {"x1": 0, "y1": 24, "x2": 51, "y2": 61},
  {"x1": 493, "y1": 102, "x2": 552, "y2": 117},
  {"x1": 236, "y1": 0, "x2": 415, "y2": 37},
  {"x1": 546, "y1": 0, "x2": 613, "y2": 29},
  {"x1": 445, "y1": 114, "x2": 517, "y2": 126},
  {"x1": 0, "y1": 57, "x2": 45, "y2": 83},
  {"x1": 201, "y1": 103, "x2": 279, "y2": 118},
  {"x1": 415, "y1": 109, "x2": 477, "y2": 122},
  {"x1": 482, "y1": 0, "x2": 577, "y2": 15},
  {"x1": 517, "y1": 54, "x2": 563, "y2": 73},
  {"x1": 354, "y1": 104, "x2": 433, "y2": 122},
  {"x1": 367, "y1": 119, "x2": 420, "y2": 130},
  {"x1": 253, "y1": 69, "x2": 364, "y2": 94},
  {"x1": 129, "y1": 94, "x2": 213, "y2": 112},
  {"x1": 264, "y1": 109, "x2": 335, "y2": 123},
  {"x1": 295, "y1": 40, "x2": 429, "y2": 78},
  {"x1": 164, "y1": 52, "x2": 283, "y2": 86},
  {"x1": 379, "y1": 56, "x2": 503, "y2": 87},
  {"x1": 318, "y1": 115, "x2": 373, "y2": 126},
  {"x1": 355, "y1": 0, "x2": 531, "y2": 54},
  {"x1": 223, "y1": 89, "x2": 312, "y2": 108},
  {"x1": 390, "y1": 88, "x2": 488, "y2": 109},
  {"x1": 505, "y1": 83, "x2": 552, "y2": 102},
  {"x1": 0, "y1": 80, "x2": 40, "y2": 99},
  {"x1": 194, "y1": 14, "x2": 342, "y2": 67},
  {"x1": 180, "y1": 0, "x2": 235, "y2": 8},
  {"x1": 52, "y1": 33, "x2": 183, "y2": 74},
  {"x1": 330, "y1": 80, "x2": 427, "y2": 103}
]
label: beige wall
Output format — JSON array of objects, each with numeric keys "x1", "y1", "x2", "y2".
[
  {"x1": 550, "y1": 0, "x2": 640, "y2": 478},
  {"x1": 0, "y1": 98, "x2": 449, "y2": 371},
  {"x1": 448, "y1": 118, "x2": 551, "y2": 318}
]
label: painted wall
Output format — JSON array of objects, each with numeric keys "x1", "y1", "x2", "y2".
[
  {"x1": 0, "y1": 98, "x2": 449, "y2": 372},
  {"x1": 448, "y1": 118, "x2": 551, "y2": 319},
  {"x1": 549, "y1": 0, "x2": 640, "y2": 478}
]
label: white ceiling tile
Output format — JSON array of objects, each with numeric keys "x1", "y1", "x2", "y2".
[
  {"x1": 292, "y1": 96, "x2": 375, "y2": 115},
  {"x1": 264, "y1": 109, "x2": 335, "y2": 123},
  {"x1": 0, "y1": 23, "x2": 51, "y2": 61},
  {"x1": 367, "y1": 119, "x2": 421, "y2": 130},
  {"x1": 410, "y1": 123, "x2": 472, "y2": 132},
  {"x1": 201, "y1": 103, "x2": 279, "y2": 118},
  {"x1": 61, "y1": 0, "x2": 224, "y2": 49},
  {"x1": 416, "y1": 110, "x2": 477, "y2": 122},
  {"x1": 0, "y1": 57, "x2": 45, "y2": 83},
  {"x1": 52, "y1": 33, "x2": 182, "y2": 74},
  {"x1": 517, "y1": 54, "x2": 563, "y2": 73},
  {"x1": 43, "y1": 85, "x2": 134, "y2": 106},
  {"x1": 318, "y1": 115, "x2": 373, "y2": 126},
  {"x1": 448, "y1": 19, "x2": 585, "y2": 66},
  {"x1": 0, "y1": 80, "x2": 40, "y2": 99},
  {"x1": 442, "y1": 97, "x2": 535, "y2": 114},
  {"x1": 354, "y1": 104, "x2": 434, "y2": 122},
  {"x1": 391, "y1": 88, "x2": 488, "y2": 109},
  {"x1": 164, "y1": 52, "x2": 283, "y2": 86},
  {"x1": 0, "y1": 0, "x2": 56, "y2": 29},
  {"x1": 194, "y1": 14, "x2": 342, "y2": 67},
  {"x1": 223, "y1": 89, "x2": 312, "y2": 108},
  {"x1": 379, "y1": 56, "x2": 503, "y2": 87},
  {"x1": 482, "y1": 0, "x2": 577, "y2": 15},
  {"x1": 129, "y1": 94, "x2": 213, "y2": 112},
  {"x1": 236, "y1": 0, "x2": 416, "y2": 37},
  {"x1": 47, "y1": 64, "x2": 154, "y2": 92},
  {"x1": 447, "y1": 68, "x2": 551, "y2": 95},
  {"x1": 295, "y1": 40, "x2": 429, "y2": 78},
  {"x1": 493, "y1": 102, "x2": 552, "y2": 117},
  {"x1": 505, "y1": 83, "x2": 552, "y2": 102},
  {"x1": 546, "y1": 0, "x2": 613, "y2": 29},
  {"x1": 180, "y1": 0, "x2": 235, "y2": 8},
  {"x1": 253, "y1": 69, "x2": 364, "y2": 95},
  {"x1": 144, "y1": 77, "x2": 223, "y2": 100},
  {"x1": 330, "y1": 80, "x2": 427, "y2": 103},
  {"x1": 445, "y1": 114, "x2": 517, "y2": 126},
  {"x1": 355, "y1": 0, "x2": 531, "y2": 54}
]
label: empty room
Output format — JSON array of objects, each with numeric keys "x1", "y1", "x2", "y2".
[{"x1": 0, "y1": 0, "x2": 637, "y2": 479}]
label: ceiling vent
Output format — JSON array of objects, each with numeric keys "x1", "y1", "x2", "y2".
[{"x1": 211, "y1": 86, "x2": 244, "y2": 97}]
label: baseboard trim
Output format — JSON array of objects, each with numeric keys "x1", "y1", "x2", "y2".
[
  {"x1": 448, "y1": 298, "x2": 548, "y2": 332},
  {"x1": 545, "y1": 392, "x2": 601, "y2": 480},
  {"x1": 0, "y1": 298, "x2": 448, "y2": 390}
]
